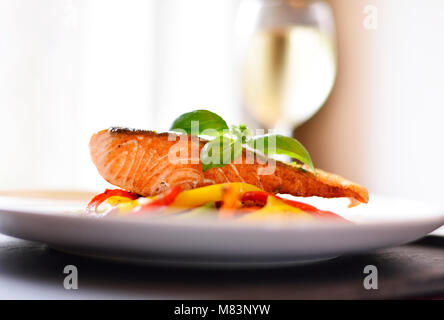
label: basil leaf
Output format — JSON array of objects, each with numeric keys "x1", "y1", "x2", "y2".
[
  {"x1": 170, "y1": 110, "x2": 229, "y2": 136},
  {"x1": 247, "y1": 134, "x2": 316, "y2": 174},
  {"x1": 200, "y1": 136, "x2": 242, "y2": 172}
]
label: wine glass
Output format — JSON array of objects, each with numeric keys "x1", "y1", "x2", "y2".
[{"x1": 236, "y1": 0, "x2": 337, "y2": 134}]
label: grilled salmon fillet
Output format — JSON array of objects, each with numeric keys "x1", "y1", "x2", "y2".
[{"x1": 90, "y1": 128, "x2": 369, "y2": 203}]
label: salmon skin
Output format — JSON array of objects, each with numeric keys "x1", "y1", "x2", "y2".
[{"x1": 89, "y1": 128, "x2": 369, "y2": 203}]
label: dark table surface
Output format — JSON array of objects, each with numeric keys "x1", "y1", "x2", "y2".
[{"x1": 1, "y1": 233, "x2": 444, "y2": 299}]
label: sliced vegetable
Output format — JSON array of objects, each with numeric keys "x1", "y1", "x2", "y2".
[
  {"x1": 87, "y1": 189, "x2": 139, "y2": 213},
  {"x1": 171, "y1": 183, "x2": 261, "y2": 208},
  {"x1": 241, "y1": 191, "x2": 347, "y2": 221},
  {"x1": 235, "y1": 206, "x2": 264, "y2": 214},
  {"x1": 219, "y1": 184, "x2": 241, "y2": 219},
  {"x1": 240, "y1": 196, "x2": 313, "y2": 221},
  {"x1": 277, "y1": 198, "x2": 346, "y2": 220},
  {"x1": 87, "y1": 183, "x2": 346, "y2": 222},
  {"x1": 241, "y1": 191, "x2": 269, "y2": 204},
  {"x1": 133, "y1": 185, "x2": 182, "y2": 213},
  {"x1": 107, "y1": 198, "x2": 143, "y2": 215},
  {"x1": 176, "y1": 202, "x2": 217, "y2": 219},
  {"x1": 106, "y1": 196, "x2": 136, "y2": 207}
]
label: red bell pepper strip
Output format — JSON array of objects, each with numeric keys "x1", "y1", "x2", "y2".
[
  {"x1": 278, "y1": 198, "x2": 346, "y2": 220},
  {"x1": 241, "y1": 191, "x2": 269, "y2": 204},
  {"x1": 87, "y1": 189, "x2": 139, "y2": 213},
  {"x1": 241, "y1": 191, "x2": 347, "y2": 221},
  {"x1": 133, "y1": 185, "x2": 182, "y2": 214}
]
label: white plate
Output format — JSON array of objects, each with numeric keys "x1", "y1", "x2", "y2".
[
  {"x1": 0, "y1": 192, "x2": 442, "y2": 267},
  {"x1": 431, "y1": 226, "x2": 444, "y2": 237}
]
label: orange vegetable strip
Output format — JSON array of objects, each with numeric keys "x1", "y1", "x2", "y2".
[{"x1": 219, "y1": 185, "x2": 241, "y2": 219}]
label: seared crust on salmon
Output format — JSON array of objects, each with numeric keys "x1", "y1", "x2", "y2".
[{"x1": 90, "y1": 128, "x2": 369, "y2": 203}]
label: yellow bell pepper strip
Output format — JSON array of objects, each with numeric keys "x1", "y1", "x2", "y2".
[
  {"x1": 240, "y1": 196, "x2": 314, "y2": 222},
  {"x1": 235, "y1": 206, "x2": 264, "y2": 214},
  {"x1": 170, "y1": 183, "x2": 261, "y2": 209},
  {"x1": 106, "y1": 186, "x2": 181, "y2": 216},
  {"x1": 97, "y1": 196, "x2": 140, "y2": 215},
  {"x1": 108, "y1": 197, "x2": 149, "y2": 215},
  {"x1": 241, "y1": 191, "x2": 348, "y2": 221},
  {"x1": 106, "y1": 196, "x2": 135, "y2": 207}
]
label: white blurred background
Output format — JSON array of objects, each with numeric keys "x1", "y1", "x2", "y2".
[
  {"x1": 0, "y1": 0, "x2": 443, "y2": 206},
  {"x1": 0, "y1": 0, "x2": 240, "y2": 191}
]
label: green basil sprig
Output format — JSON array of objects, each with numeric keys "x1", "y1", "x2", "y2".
[
  {"x1": 170, "y1": 109, "x2": 228, "y2": 136},
  {"x1": 246, "y1": 134, "x2": 315, "y2": 174},
  {"x1": 169, "y1": 109, "x2": 316, "y2": 175}
]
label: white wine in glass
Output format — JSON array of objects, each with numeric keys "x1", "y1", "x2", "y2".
[{"x1": 237, "y1": 0, "x2": 337, "y2": 132}]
